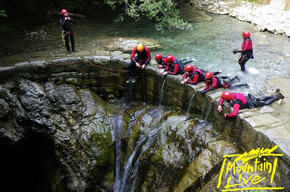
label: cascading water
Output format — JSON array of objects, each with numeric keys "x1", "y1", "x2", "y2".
[
  {"x1": 204, "y1": 101, "x2": 214, "y2": 123},
  {"x1": 111, "y1": 103, "x2": 241, "y2": 192},
  {"x1": 200, "y1": 100, "x2": 214, "y2": 123},
  {"x1": 186, "y1": 91, "x2": 197, "y2": 114},
  {"x1": 159, "y1": 76, "x2": 167, "y2": 106},
  {"x1": 201, "y1": 102, "x2": 207, "y2": 121},
  {"x1": 120, "y1": 107, "x2": 166, "y2": 192},
  {"x1": 113, "y1": 115, "x2": 123, "y2": 192}
]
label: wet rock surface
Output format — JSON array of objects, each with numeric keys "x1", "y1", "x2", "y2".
[
  {"x1": 0, "y1": 81, "x2": 115, "y2": 191},
  {"x1": 0, "y1": 53, "x2": 289, "y2": 191},
  {"x1": 103, "y1": 37, "x2": 161, "y2": 53},
  {"x1": 190, "y1": 0, "x2": 290, "y2": 37}
]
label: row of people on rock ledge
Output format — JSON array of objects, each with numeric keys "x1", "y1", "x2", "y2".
[
  {"x1": 58, "y1": 9, "x2": 284, "y2": 119},
  {"x1": 126, "y1": 35, "x2": 284, "y2": 118}
]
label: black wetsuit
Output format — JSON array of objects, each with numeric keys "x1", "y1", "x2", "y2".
[
  {"x1": 245, "y1": 94, "x2": 279, "y2": 109},
  {"x1": 237, "y1": 38, "x2": 253, "y2": 71},
  {"x1": 128, "y1": 46, "x2": 151, "y2": 79},
  {"x1": 60, "y1": 16, "x2": 75, "y2": 52}
]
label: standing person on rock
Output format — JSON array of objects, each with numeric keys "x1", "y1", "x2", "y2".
[
  {"x1": 60, "y1": 9, "x2": 76, "y2": 54},
  {"x1": 217, "y1": 91, "x2": 284, "y2": 118},
  {"x1": 233, "y1": 31, "x2": 253, "y2": 71},
  {"x1": 127, "y1": 43, "x2": 151, "y2": 83}
]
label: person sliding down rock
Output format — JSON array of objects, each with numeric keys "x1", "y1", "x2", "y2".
[
  {"x1": 127, "y1": 43, "x2": 151, "y2": 83},
  {"x1": 217, "y1": 91, "x2": 284, "y2": 118},
  {"x1": 160, "y1": 55, "x2": 184, "y2": 76},
  {"x1": 60, "y1": 9, "x2": 77, "y2": 54},
  {"x1": 233, "y1": 31, "x2": 254, "y2": 71},
  {"x1": 181, "y1": 64, "x2": 221, "y2": 85},
  {"x1": 199, "y1": 72, "x2": 248, "y2": 94}
]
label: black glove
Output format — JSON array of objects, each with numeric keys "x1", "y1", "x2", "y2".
[{"x1": 233, "y1": 49, "x2": 238, "y2": 54}]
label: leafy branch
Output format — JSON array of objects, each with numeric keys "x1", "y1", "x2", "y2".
[
  {"x1": 104, "y1": 0, "x2": 192, "y2": 31},
  {"x1": 0, "y1": 10, "x2": 7, "y2": 17}
]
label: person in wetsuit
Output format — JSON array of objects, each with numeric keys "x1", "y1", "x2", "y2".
[
  {"x1": 59, "y1": 9, "x2": 76, "y2": 54},
  {"x1": 181, "y1": 64, "x2": 221, "y2": 85},
  {"x1": 160, "y1": 55, "x2": 184, "y2": 76},
  {"x1": 155, "y1": 53, "x2": 167, "y2": 69},
  {"x1": 233, "y1": 31, "x2": 253, "y2": 71},
  {"x1": 200, "y1": 72, "x2": 248, "y2": 94},
  {"x1": 217, "y1": 91, "x2": 284, "y2": 118},
  {"x1": 128, "y1": 43, "x2": 151, "y2": 83}
]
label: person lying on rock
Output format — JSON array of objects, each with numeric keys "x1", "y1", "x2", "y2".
[
  {"x1": 160, "y1": 55, "x2": 184, "y2": 76},
  {"x1": 155, "y1": 53, "x2": 167, "y2": 69},
  {"x1": 199, "y1": 72, "x2": 248, "y2": 94},
  {"x1": 127, "y1": 43, "x2": 151, "y2": 83},
  {"x1": 60, "y1": 9, "x2": 76, "y2": 54},
  {"x1": 233, "y1": 31, "x2": 254, "y2": 71},
  {"x1": 181, "y1": 64, "x2": 220, "y2": 85},
  {"x1": 217, "y1": 91, "x2": 284, "y2": 118}
]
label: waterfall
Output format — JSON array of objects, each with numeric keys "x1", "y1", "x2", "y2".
[
  {"x1": 120, "y1": 108, "x2": 166, "y2": 192},
  {"x1": 159, "y1": 76, "x2": 167, "y2": 106},
  {"x1": 270, "y1": 0, "x2": 287, "y2": 10},
  {"x1": 113, "y1": 115, "x2": 123, "y2": 192},
  {"x1": 121, "y1": 122, "x2": 163, "y2": 192},
  {"x1": 201, "y1": 102, "x2": 207, "y2": 121},
  {"x1": 200, "y1": 100, "x2": 213, "y2": 123},
  {"x1": 186, "y1": 92, "x2": 197, "y2": 114},
  {"x1": 204, "y1": 101, "x2": 214, "y2": 123}
]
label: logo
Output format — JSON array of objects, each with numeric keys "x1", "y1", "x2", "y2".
[{"x1": 217, "y1": 145, "x2": 284, "y2": 191}]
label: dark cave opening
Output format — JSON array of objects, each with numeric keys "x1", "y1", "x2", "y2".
[{"x1": 0, "y1": 132, "x2": 66, "y2": 192}]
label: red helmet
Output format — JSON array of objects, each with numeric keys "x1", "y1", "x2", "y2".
[
  {"x1": 185, "y1": 64, "x2": 194, "y2": 72},
  {"x1": 221, "y1": 91, "x2": 232, "y2": 101},
  {"x1": 242, "y1": 31, "x2": 250, "y2": 38},
  {"x1": 155, "y1": 53, "x2": 162, "y2": 60},
  {"x1": 205, "y1": 72, "x2": 213, "y2": 79},
  {"x1": 165, "y1": 55, "x2": 174, "y2": 63},
  {"x1": 61, "y1": 9, "x2": 67, "y2": 15}
]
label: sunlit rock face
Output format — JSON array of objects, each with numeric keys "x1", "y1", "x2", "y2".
[{"x1": 189, "y1": 0, "x2": 290, "y2": 37}]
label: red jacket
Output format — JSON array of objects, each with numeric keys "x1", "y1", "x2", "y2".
[
  {"x1": 238, "y1": 38, "x2": 252, "y2": 54},
  {"x1": 131, "y1": 46, "x2": 151, "y2": 65},
  {"x1": 163, "y1": 56, "x2": 182, "y2": 75},
  {"x1": 219, "y1": 93, "x2": 247, "y2": 117},
  {"x1": 182, "y1": 69, "x2": 205, "y2": 84}
]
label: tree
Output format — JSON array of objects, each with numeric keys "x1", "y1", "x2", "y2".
[
  {"x1": 104, "y1": 0, "x2": 192, "y2": 31},
  {"x1": 0, "y1": 10, "x2": 7, "y2": 17}
]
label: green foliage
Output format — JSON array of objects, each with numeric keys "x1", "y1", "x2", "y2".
[
  {"x1": 104, "y1": 0, "x2": 192, "y2": 31},
  {"x1": 0, "y1": 10, "x2": 9, "y2": 37},
  {"x1": 0, "y1": 9, "x2": 7, "y2": 17}
]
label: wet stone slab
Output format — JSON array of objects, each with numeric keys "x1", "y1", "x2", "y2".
[
  {"x1": 48, "y1": 57, "x2": 82, "y2": 64},
  {"x1": 245, "y1": 113, "x2": 281, "y2": 128},
  {"x1": 83, "y1": 56, "x2": 111, "y2": 63}
]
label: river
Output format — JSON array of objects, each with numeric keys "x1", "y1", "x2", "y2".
[{"x1": 1, "y1": 8, "x2": 290, "y2": 97}]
